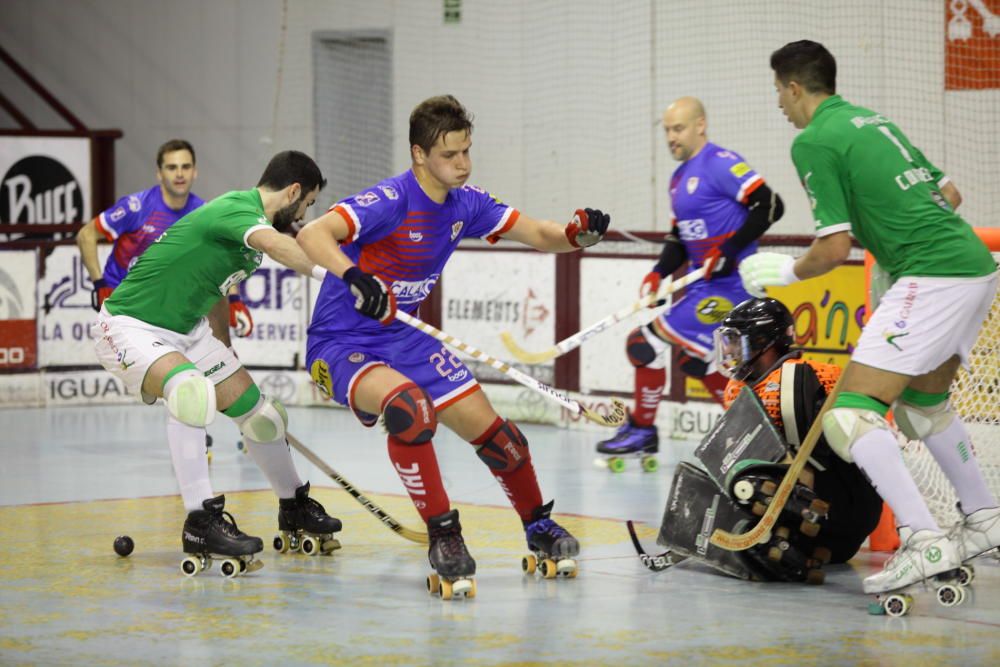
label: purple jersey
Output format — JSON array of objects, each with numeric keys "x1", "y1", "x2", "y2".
[
  {"x1": 668, "y1": 142, "x2": 764, "y2": 269},
  {"x1": 307, "y1": 169, "x2": 518, "y2": 340},
  {"x1": 95, "y1": 185, "x2": 205, "y2": 287}
]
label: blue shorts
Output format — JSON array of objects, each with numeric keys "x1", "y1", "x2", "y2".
[
  {"x1": 306, "y1": 324, "x2": 480, "y2": 426},
  {"x1": 653, "y1": 277, "x2": 751, "y2": 360}
]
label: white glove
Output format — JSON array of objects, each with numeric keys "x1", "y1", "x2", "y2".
[{"x1": 739, "y1": 252, "x2": 800, "y2": 297}]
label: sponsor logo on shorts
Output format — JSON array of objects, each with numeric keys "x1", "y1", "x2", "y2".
[
  {"x1": 348, "y1": 352, "x2": 365, "y2": 363},
  {"x1": 448, "y1": 369, "x2": 468, "y2": 382},
  {"x1": 884, "y1": 331, "x2": 909, "y2": 351},
  {"x1": 310, "y1": 359, "x2": 333, "y2": 397},
  {"x1": 694, "y1": 296, "x2": 734, "y2": 325}
]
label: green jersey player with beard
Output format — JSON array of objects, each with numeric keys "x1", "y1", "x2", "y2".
[
  {"x1": 93, "y1": 151, "x2": 343, "y2": 575},
  {"x1": 740, "y1": 40, "x2": 999, "y2": 606}
]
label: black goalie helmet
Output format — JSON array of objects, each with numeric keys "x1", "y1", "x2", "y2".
[{"x1": 714, "y1": 297, "x2": 795, "y2": 382}]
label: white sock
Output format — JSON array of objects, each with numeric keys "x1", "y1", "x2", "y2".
[
  {"x1": 924, "y1": 416, "x2": 997, "y2": 515},
  {"x1": 850, "y1": 428, "x2": 940, "y2": 533},
  {"x1": 241, "y1": 436, "x2": 303, "y2": 499},
  {"x1": 166, "y1": 415, "x2": 215, "y2": 512}
]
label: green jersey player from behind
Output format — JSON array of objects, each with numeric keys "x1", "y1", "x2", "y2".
[
  {"x1": 93, "y1": 151, "x2": 342, "y2": 577},
  {"x1": 741, "y1": 40, "x2": 999, "y2": 602}
]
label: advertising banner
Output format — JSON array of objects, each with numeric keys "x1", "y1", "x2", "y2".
[
  {"x1": 0, "y1": 137, "x2": 91, "y2": 238},
  {"x1": 0, "y1": 250, "x2": 38, "y2": 369}
]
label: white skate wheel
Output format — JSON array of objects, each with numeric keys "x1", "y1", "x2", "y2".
[
  {"x1": 883, "y1": 593, "x2": 911, "y2": 617},
  {"x1": 937, "y1": 584, "x2": 962, "y2": 607},
  {"x1": 556, "y1": 558, "x2": 577, "y2": 577},
  {"x1": 181, "y1": 556, "x2": 201, "y2": 577},
  {"x1": 220, "y1": 558, "x2": 240, "y2": 578},
  {"x1": 301, "y1": 535, "x2": 318, "y2": 556},
  {"x1": 273, "y1": 534, "x2": 289, "y2": 553},
  {"x1": 451, "y1": 578, "x2": 473, "y2": 598},
  {"x1": 958, "y1": 565, "x2": 975, "y2": 586}
]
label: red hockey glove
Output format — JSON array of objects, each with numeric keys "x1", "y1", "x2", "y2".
[
  {"x1": 565, "y1": 208, "x2": 611, "y2": 248},
  {"x1": 229, "y1": 295, "x2": 254, "y2": 337}
]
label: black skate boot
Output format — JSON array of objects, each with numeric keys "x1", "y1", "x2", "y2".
[
  {"x1": 426, "y1": 509, "x2": 476, "y2": 600},
  {"x1": 274, "y1": 482, "x2": 343, "y2": 556},
  {"x1": 522, "y1": 500, "x2": 580, "y2": 579},
  {"x1": 181, "y1": 495, "x2": 264, "y2": 578}
]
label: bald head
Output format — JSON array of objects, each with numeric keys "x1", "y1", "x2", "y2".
[{"x1": 662, "y1": 96, "x2": 708, "y2": 162}]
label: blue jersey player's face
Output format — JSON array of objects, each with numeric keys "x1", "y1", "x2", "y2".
[
  {"x1": 156, "y1": 149, "x2": 197, "y2": 202},
  {"x1": 662, "y1": 106, "x2": 705, "y2": 163},
  {"x1": 419, "y1": 130, "x2": 472, "y2": 191}
]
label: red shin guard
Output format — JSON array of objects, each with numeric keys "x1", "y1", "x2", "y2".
[
  {"x1": 631, "y1": 366, "x2": 666, "y2": 426},
  {"x1": 387, "y1": 435, "x2": 450, "y2": 523},
  {"x1": 473, "y1": 417, "x2": 543, "y2": 522}
]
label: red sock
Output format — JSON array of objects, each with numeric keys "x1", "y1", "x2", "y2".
[
  {"x1": 701, "y1": 372, "x2": 728, "y2": 405},
  {"x1": 387, "y1": 436, "x2": 450, "y2": 523},
  {"x1": 631, "y1": 366, "x2": 665, "y2": 426},
  {"x1": 473, "y1": 418, "x2": 543, "y2": 522}
]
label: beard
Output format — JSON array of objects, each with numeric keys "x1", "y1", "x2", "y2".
[{"x1": 272, "y1": 199, "x2": 300, "y2": 233}]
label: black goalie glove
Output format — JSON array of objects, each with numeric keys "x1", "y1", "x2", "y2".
[
  {"x1": 565, "y1": 208, "x2": 611, "y2": 248},
  {"x1": 343, "y1": 267, "x2": 396, "y2": 324}
]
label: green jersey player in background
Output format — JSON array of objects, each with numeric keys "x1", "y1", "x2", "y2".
[
  {"x1": 740, "y1": 40, "x2": 999, "y2": 601},
  {"x1": 92, "y1": 151, "x2": 342, "y2": 576}
]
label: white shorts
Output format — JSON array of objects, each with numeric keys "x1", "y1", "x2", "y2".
[
  {"x1": 91, "y1": 308, "x2": 241, "y2": 404},
  {"x1": 853, "y1": 272, "x2": 998, "y2": 376}
]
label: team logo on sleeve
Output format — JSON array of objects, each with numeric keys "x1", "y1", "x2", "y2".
[
  {"x1": 378, "y1": 185, "x2": 398, "y2": 200},
  {"x1": 729, "y1": 162, "x2": 751, "y2": 178},
  {"x1": 450, "y1": 220, "x2": 464, "y2": 241},
  {"x1": 686, "y1": 177, "x2": 699, "y2": 194},
  {"x1": 354, "y1": 191, "x2": 381, "y2": 207},
  {"x1": 128, "y1": 195, "x2": 142, "y2": 212}
]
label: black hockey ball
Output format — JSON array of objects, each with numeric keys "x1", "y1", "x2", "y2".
[{"x1": 113, "y1": 535, "x2": 134, "y2": 557}]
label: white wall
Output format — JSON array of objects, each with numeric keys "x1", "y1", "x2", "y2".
[{"x1": 1, "y1": 0, "x2": 995, "y2": 232}]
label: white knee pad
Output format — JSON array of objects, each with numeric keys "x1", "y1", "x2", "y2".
[
  {"x1": 164, "y1": 370, "x2": 216, "y2": 427},
  {"x1": 238, "y1": 395, "x2": 288, "y2": 442},
  {"x1": 894, "y1": 399, "x2": 954, "y2": 440},
  {"x1": 821, "y1": 407, "x2": 891, "y2": 463}
]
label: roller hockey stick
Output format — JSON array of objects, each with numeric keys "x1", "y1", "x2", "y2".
[
  {"x1": 500, "y1": 267, "x2": 706, "y2": 364},
  {"x1": 286, "y1": 432, "x2": 429, "y2": 544},
  {"x1": 395, "y1": 310, "x2": 626, "y2": 427},
  {"x1": 709, "y1": 374, "x2": 844, "y2": 551},
  {"x1": 626, "y1": 520, "x2": 688, "y2": 572}
]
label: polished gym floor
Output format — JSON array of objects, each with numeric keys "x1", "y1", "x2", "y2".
[{"x1": 2, "y1": 404, "x2": 998, "y2": 666}]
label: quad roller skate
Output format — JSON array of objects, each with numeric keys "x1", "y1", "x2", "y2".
[
  {"x1": 726, "y1": 460, "x2": 830, "y2": 537},
  {"x1": 426, "y1": 509, "x2": 476, "y2": 600},
  {"x1": 522, "y1": 500, "x2": 579, "y2": 579},
  {"x1": 595, "y1": 419, "x2": 658, "y2": 473},
  {"x1": 951, "y1": 505, "x2": 1000, "y2": 587},
  {"x1": 866, "y1": 528, "x2": 969, "y2": 617},
  {"x1": 180, "y1": 495, "x2": 264, "y2": 578},
  {"x1": 273, "y1": 482, "x2": 343, "y2": 556}
]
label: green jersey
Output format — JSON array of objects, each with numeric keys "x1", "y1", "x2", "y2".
[
  {"x1": 791, "y1": 96, "x2": 994, "y2": 281},
  {"x1": 105, "y1": 189, "x2": 271, "y2": 333}
]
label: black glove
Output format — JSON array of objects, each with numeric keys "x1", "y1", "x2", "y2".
[
  {"x1": 702, "y1": 239, "x2": 739, "y2": 280},
  {"x1": 91, "y1": 278, "x2": 112, "y2": 312},
  {"x1": 565, "y1": 208, "x2": 611, "y2": 248},
  {"x1": 343, "y1": 267, "x2": 396, "y2": 324}
]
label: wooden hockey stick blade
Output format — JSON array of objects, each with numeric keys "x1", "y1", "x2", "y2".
[
  {"x1": 580, "y1": 398, "x2": 628, "y2": 427},
  {"x1": 499, "y1": 330, "x2": 558, "y2": 364},
  {"x1": 499, "y1": 267, "x2": 707, "y2": 365},
  {"x1": 626, "y1": 520, "x2": 688, "y2": 572},
  {"x1": 709, "y1": 373, "x2": 845, "y2": 552},
  {"x1": 286, "y1": 433, "x2": 428, "y2": 544}
]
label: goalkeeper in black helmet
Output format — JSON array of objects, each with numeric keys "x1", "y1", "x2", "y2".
[{"x1": 715, "y1": 297, "x2": 883, "y2": 564}]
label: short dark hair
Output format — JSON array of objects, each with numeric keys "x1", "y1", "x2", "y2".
[
  {"x1": 409, "y1": 95, "x2": 474, "y2": 154},
  {"x1": 156, "y1": 139, "x2": 195, "y2": 168},
  {"x1": 256, "y1": 150, "x2": 327, "y2": 193},
  {"x1": 770, "y1": 40, "x2": 837, "y2": 94}
]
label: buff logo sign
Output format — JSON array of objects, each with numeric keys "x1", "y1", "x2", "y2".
[{"x1": 0, "y1": 156, "x2": 83, "y2": 226}]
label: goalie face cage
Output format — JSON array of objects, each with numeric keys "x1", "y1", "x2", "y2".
[{"x1": 891, "y1": 229, "x2": 1000, "y2": 527}]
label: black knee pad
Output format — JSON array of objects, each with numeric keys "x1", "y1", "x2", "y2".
[
  {"x1": 677, "y1": 350, "x2": 709, "y2": 378},
  {"x1": 475, "y1": 419, "x2": 530, "y2": 473},
  {"x1": 626, "y1": 327, "x2": 659, "y2": 368},
  {"x1": 383, "y1": 383, "x2": 436, "y2": 444}
]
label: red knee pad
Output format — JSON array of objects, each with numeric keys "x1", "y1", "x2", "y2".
[
  {"x1": 626, "y1": 327, "x2": 658, "y2": 368},
  {"x1": 382, "y1": 383, "x2": 436, "y2": 444},
  {"x1": 474, "y1": 418, "x2": 530, "y2": 473}
]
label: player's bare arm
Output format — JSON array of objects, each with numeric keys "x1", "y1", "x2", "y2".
[
  {"x1": 941, "y1": 181, "x2": 962, "y2": 210},
  {"x1": 76, "y1": 218, "x2": 106, "y2": 281},
  {"x1": 793, "y1": 230, "x2": 852, "y2": 280},
  {"x1": 295, "y1": 209, "x2": 357, "y2": 278},
  {"x1": 499, "y1": 208, "x2": 611, "y2": 252},
  {"x1": 247, "y1": 226, "x2": 317, "y2": 276}
]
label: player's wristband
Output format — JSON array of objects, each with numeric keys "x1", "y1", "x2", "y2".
[{"x1": 311, "y1": 265, "x2": 328, "y2": 282}]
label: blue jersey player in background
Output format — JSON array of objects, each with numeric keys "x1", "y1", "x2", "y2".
[
  {"x1": 297, "y1": 95, "x2": 611, "y2": 596},
  {"x1": 595, "y1": 96, "x2": 785, "y2": 462},
  {"x1": 76, "y1": 139, "x2": 254, "y2": 341}
]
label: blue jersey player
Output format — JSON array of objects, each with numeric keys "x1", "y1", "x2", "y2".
[
  {"x1": 76, "y1": 139, "x2": 253, "y2": 339},
  {"x1": 297, "y1": 95, "x2": 611, "y2": 595},
  {"x1": 596, "y1": 97, "x2": 784, "y2": 461}
]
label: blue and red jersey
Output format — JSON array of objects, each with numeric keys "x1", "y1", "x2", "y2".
[
  {"x1": 668, "y1": 142, "x2": 764, "y2": 268},
  {"x1": 94, "y1": 185, "x2": 205, "y2": 287},
  {"x1": 307, "y1": 169, "x2": 518, "y2": 340}
]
